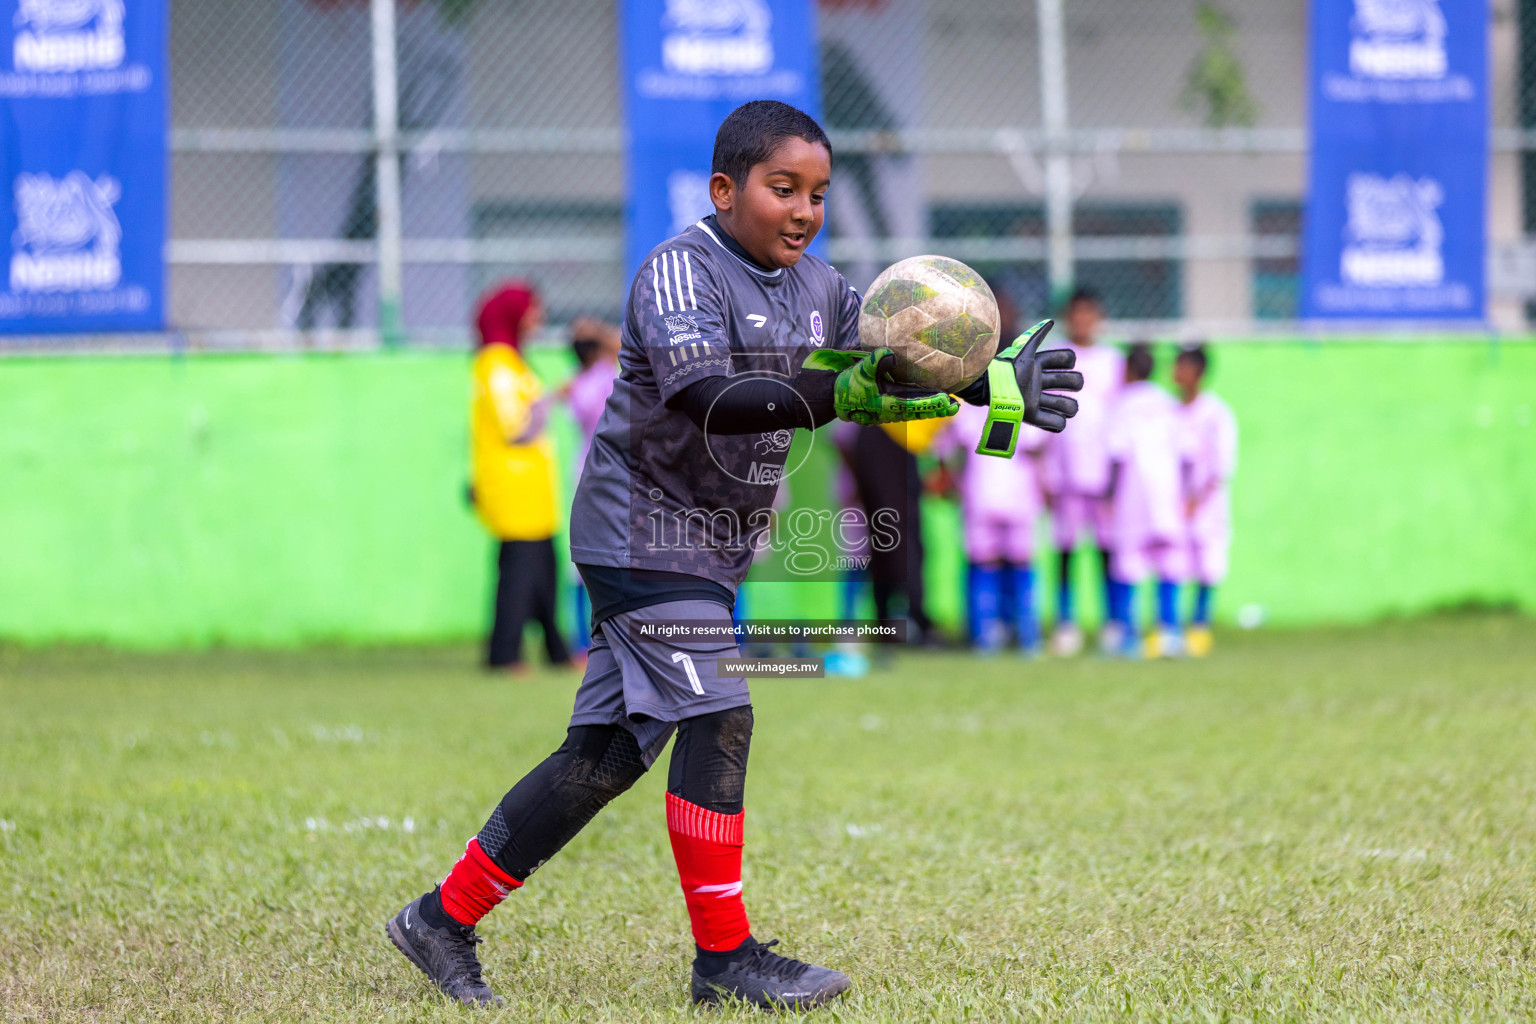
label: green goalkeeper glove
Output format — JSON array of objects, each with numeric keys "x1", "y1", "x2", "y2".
[
  {"x1": 958, "y1": 318, "x2": 1083, "y2": 457},
  {"x1": 800, "y1": 348, "x2": 960, "y2": 427}
]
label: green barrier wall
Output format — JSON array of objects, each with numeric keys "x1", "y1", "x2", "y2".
[{"x1": 0, "y1": 342, "x2": 1531, "y2": 647}]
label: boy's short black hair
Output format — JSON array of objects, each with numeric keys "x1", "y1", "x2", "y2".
[
  {"x1": 1176, "y1": 342, "x2": 1209, "y2": 375},
  {"x1": 1064, "y1": 286, "x2": 1103, "y2": 312},
  {"x1": 1125, "y1": 342, "x2": 1154, "y2": 381},
  {"x1": 712, "y1": 100, "x2": 832, "y2": 186}
]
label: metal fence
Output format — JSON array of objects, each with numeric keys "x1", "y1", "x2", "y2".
[{"x1": 149, "y1": 0, "x2": 1536, "y2": 350}]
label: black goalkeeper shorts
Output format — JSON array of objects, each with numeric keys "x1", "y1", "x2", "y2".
[{"x1": 568, "y1": 600, "x2": 751, "y2": 766}]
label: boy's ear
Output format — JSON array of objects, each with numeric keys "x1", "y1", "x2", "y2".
[{"x1": 709, "y1": 171, "x2": 735, "y2": 212}]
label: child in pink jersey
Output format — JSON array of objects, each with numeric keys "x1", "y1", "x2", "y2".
[
  {"x1": 562, "y1": 317, "x2": 621, "y2": 651},
  {"x1": 1173, "y1": 344, "x2": 1238, "y2": 657},
  {"x1": 564, "y1": 317, "x2": 622, "y2": 468},
  {"x1": 1042, "y1": 288, "x2": 1123, "y2": 656},
  {"x1": 933, "y1": 401, "x2": 1048, "y2": 653},
  {"x1": 1103, "y1": 343, "x2": 1187, "y2": 658}
]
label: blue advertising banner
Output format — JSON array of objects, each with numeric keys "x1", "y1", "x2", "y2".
[
  {"x1": 0, "y1": 0, "x2": 166, "y2": 335},
  {"x1": 621, "y1": 0, "x2": 822, "y2": 277},
  {"x1": 1301, "y1": 0, "x2": 1487, "y2": 321}
]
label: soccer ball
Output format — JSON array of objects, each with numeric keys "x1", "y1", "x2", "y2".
[{"x1": 857, "y1": 255, "x2": 1001, "y2": 392}]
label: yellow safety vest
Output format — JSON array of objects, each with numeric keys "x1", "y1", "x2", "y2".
[{"x1": 470, "y1": 344, "x2": 558, "y2": 540}]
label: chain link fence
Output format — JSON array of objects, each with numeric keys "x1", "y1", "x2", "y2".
[{"x1": 156, "y1": 0, "x2": 1536, "y2": 349}]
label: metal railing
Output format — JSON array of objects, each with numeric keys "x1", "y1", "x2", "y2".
[{"x1": 14, "y1": 0, "x2": 1536, "y2": 351}]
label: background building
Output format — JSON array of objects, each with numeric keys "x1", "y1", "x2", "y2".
[{"x1": 157, "y1": 0, "x2": 1536, "y2": 346}]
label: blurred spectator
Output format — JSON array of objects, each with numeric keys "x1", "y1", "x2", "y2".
[
  {"x1": 932, "y1": 404, "x2": 1049, "y2": 655},
  {"x1": 470, "y1": 282, "x2": 577, "y2": 674},
  {"x1": 561, "y1": 316, "x2": 622, "y2": 652},
  {"x1": 1042, "y1": 288, "x2": 1124, "y2": 656},
  {"x1": 734, "y1": 479, "x2": 816, "y2": 661},
  {"x1": 1103, "y1": 343, "x2": 1186, "y2": 658},
  {"x1": 829, "y1": 425, "x2": 870, "y2": 622},
  {"x1": 1175, "y1": 344, "x2": 1238, "y2": 657},
  {"x1": 564, "y1": 316, "x2": 622, "y2": 467},
  {"x1": 824, "y1": 423, "x2": 873, "y2": 677},
  {"x1": 842, "y1": 419, "x2": 946, "y2": 646}
]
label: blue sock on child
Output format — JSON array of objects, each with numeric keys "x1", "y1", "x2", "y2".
[
  {"x1": 839, "y1": 571, "x2": 865, "y2": 621},
  {"x1": 1157, "y1": 579, "x2": 1180, "y2": 629},
  {"x1": 1107, "y1": 579, "x2": 1134, "y2": 631},
  {"x1": 1008, "y1": 564, "x2": 1038, "y2": 650},
  {"x1": 1192, "y1": 584, "x2": 1214, "y2": 625},
  {"x1": 998, "y1": 564, "x2": 1016, "y2": 627},
  {"x1": 967, "y1": 563, "x2": 1005, "y2": 649}
]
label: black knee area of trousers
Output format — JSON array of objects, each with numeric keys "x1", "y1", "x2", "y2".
[
  {"x1": 476, "y1": 724, "x2": 647, "y2": 881},
  {"x1": 667, "y1": 706, "x2": 753, "y2": 814}
]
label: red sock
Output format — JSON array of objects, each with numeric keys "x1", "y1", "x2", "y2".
[
  {"x1": 438, "y1": 837, "x2": 521, "y2": 927},
  {"x1": 666, "y1": 792, "x2": 750, "y2": 951}
]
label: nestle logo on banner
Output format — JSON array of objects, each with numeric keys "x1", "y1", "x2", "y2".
[
  {"x1": 12, "y1": 0, "x2": 126, "y2": 73},
  {"x1": 667, "y1": 169, "x2": 714, "y2": 235},
  {"x1": 9, "y1": 171, "x2": 123, "y2": 293},
  {"x1": 1340, "y1": 173, "x2": 1445, "y2": 287},
  {"x1": 661, "y1": 0, "x2": 772, "y2": 76},
  {"x1": 1348, "y1": 0, "x2": 1447, "y2": 80}
]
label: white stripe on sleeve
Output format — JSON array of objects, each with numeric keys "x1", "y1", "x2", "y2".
[
  {"x1": 669, "y1": 250, "x2": 684, "y2": 312},
  {"x1": 682, "y1": 251, "x2": 696, "y2": 310},
  {"x1": 659, "y1": 253, "x2": 674, "y2": 312}
]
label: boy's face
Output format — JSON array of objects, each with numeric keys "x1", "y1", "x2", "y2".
[
  {"x1": 710, "y1": 137, "x2": 831, "y2": 269},
  {"x1": 1065, "y1": 298, "x2": 1101, "y2": 345},
  {"x1": 521, "y1": 297, "x2": 544, "y2": 338},
  {"x1": 1173, "y1": 357, "x2": 1203, "y2": 391}
]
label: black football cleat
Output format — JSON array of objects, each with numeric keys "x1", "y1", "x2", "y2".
[
  {"x1": 691, "y1": 937, "x2": 850, "y2": 1010},
  {"x1": 385, "y1": 895, "x2": 503, "y2": 1007}
]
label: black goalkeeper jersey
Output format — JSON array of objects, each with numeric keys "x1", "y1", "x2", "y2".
[{"x1": 568, "y1": 218, "x2": 862, "y2": 588}]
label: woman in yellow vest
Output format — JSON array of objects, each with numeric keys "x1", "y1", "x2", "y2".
[{"x1": 470, "y1": 282, "x2": 577, "y2": 673}]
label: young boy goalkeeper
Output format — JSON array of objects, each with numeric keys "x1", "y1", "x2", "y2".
[{"x1": 385, "y1": 100, "x2": 1082, "y2": 1011}]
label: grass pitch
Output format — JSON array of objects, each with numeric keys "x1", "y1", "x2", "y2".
[{"x1": 3, "y1": 614, "x2": 1536, "y2": 1022}]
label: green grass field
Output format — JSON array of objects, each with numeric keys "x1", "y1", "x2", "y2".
[{"x1": 4, "y1": 615, "x2": 1536, "y2": 1022}]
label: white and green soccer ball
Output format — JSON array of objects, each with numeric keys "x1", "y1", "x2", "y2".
[{"x1": 857, "y1": 255, "x2": 1001, "y2": 393}]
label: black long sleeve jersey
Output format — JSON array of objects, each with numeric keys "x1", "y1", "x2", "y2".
[{"x1": 568, "y1": 217, "x2": 862, "y2": 588}]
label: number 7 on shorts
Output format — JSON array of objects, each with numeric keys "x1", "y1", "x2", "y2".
[{"x1": 671, "y1": 651, "x2": 704, "y2": 695}]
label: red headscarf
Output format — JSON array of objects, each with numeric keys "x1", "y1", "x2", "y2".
[{"x1": 475, "y1": 281, "x2": 538, "y2": 350}]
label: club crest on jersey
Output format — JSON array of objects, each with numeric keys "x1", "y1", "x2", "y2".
[{"x1": 808, "y1": 309, "x2": 824, "y2": 346}]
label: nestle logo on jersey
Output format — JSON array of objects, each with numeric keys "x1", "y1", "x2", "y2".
[
  {"x1": 746, "y1": 462, "x2": 783, "y2": 485},
  {"x1": 665, "y1": 313, "x2": 701, "y2": 343}
]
